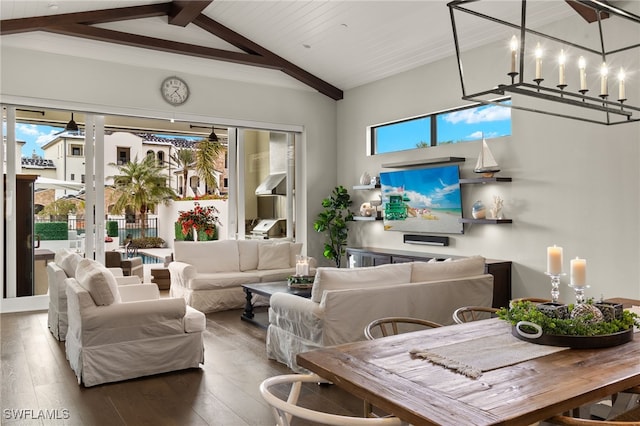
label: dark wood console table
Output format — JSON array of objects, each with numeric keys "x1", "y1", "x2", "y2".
[{"x1": 346, "y1": 247, "x2": 512, "y2": 309}]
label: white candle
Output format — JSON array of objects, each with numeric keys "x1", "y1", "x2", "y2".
[
  {"x1": 570, "y1": 257, "x2": 586, "y2": 286},
  {"x1": 600, "y1": 62, "x2": 608, "y2": 96},
  {"x1": 547, "y1": 245, "x2": 563, "y2": 275},
  {"x1": 618, "y1": 68, "x2": 626, "y2": 100},
  {"x1": 558, "y1": 50, "x2": 566, "y2": 85},
  {"x1": 535, "y1": 43, "x2": 543, "y2": 80},
  {"x1": 510, "y1": 35, "x2": 518, "y2": 74},
  {"x1": 578, "y1": 56, "x2": 587, "y2": 91},
  {"x1": 302, "y1": 260, "x2": 309, "y2": 276},
  {"x1": 295, "y1": 263, "x2": 303, "y2": 276}
]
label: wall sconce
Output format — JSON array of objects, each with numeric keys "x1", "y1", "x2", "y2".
[{"x1": 448, "y1": 0, "x2": 640, "y2": 125}]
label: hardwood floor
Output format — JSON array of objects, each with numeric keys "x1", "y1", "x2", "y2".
[{"x1": 1, "y1": 308, "x2": 363, "y2": 425}]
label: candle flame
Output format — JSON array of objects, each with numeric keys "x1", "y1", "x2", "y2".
[
  {"x1": 578, "y1": 56, "x2": 586, "y2": 70},
  {"x1": 510, "y1": 35, "x2": 518, "y2": 52},
  {"x1": 535, "y1": 43, "x2": 542, "y2": 58},
  {"x1": 558, "y1": 50, "x2": 566, "y2": 65},
  {"x1": 618, "y1": 68, "x2": 625, "y2": 81},
  {"x1": 600, "y1": 62, "x2": 608, "y2": 77}
]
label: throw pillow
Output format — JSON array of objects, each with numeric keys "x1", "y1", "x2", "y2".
[
  {"x1": 237, "y1": 240, "x2": 260, "y2": 271},
  {"x1": 59, "y1": 251, "x2": 82, "y2": 278},
  {"x1": 310, "y1": 263, "x2": 413, "y2": 303},
  {"x1": 410, "y1": 256, "x2": 486, "y2": 283},
  {"x1": 75, "y1": 259, "x2": 121, "y2": 306},
  {"x1": 258, "y1": 243, "x2": 291, "y2": 270}
]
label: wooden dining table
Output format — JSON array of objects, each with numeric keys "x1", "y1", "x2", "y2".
[{"x1": 297, "y1": 298, "x2": 640, "y2": 426}]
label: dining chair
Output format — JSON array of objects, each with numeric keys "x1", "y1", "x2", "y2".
[
  {"x1": 452, "y1": 306, "x2": 499, "y2": 324},
  {"x1": 364, "y1": 316, "x2": 443, "y2": 340},
  {"x1": 362, "y1": 317, "x2": 442, "y2": 418},
  {"x1": 259, "y1": 373, "x2": 404, "y2": 426},
  {"x1": 545, "y1": 403, "x2": 640, "y2": 425}
]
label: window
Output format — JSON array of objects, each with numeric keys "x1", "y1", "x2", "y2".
[
  {"x1": 369, "y1": 100, "x2": 511, "y2": 155},
  {"x1": 70, "y1": 145, "x2": 83, "y2": 156},
  {"x1": 117, "y1": 148, "x2": 130, "y2": 165},
  {"x1": 70, "y1": 173, "x2": 75, "y2": 180},
  {"x1": 157, "y1": 151, "x2": 164, "y2": 166},
  {"x1": 81, "y1": 174, "x2": 85, "y2": 184}
]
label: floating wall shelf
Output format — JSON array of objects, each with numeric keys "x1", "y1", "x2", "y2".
[
  {"x1": 381, "y1": 157, "x2": 465, "y2": 169},
  {"x1": 353, "y1": 216, "x2": 383, "y2": 221},
  {"x1": 352, "y1": 184, "x2": 380, "y2": 190}
]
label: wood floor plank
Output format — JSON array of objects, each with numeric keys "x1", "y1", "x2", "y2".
[{"x1": 1, "y1": 308, "x2": 364, "y2": 425}]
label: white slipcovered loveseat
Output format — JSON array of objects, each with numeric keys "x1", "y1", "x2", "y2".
[
  {"x1": 65, "y1": 258, "x2": 205, "y2": 387},
  {"x1": 169, "y1": 240, "x2": 309, "y2": 313},
  {"x1": 267, "y1": 256, "x2": 494, "y2": 372}
]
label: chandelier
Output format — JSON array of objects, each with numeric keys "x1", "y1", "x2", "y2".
[{"x1": 448, "y1": 0, "x2": 640, "y2": 125}]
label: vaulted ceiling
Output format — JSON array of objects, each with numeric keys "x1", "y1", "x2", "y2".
[{"x1": 1, "y1": 0, "x2": 584, "y2": 101}]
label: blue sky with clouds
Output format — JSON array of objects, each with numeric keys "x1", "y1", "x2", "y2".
[
  {"x1": 375, "y1": 103, "x2": 511, "y2": 154},
  {"x1": 8, "y1": 123, "x2": 64, "y2": 157}
]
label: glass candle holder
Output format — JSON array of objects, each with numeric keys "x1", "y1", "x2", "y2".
[
  {"x1": 569, "y1": 282, "x2": 590, "y2": 304},
  {"x1": 544, "y1": 272, "x2": 565, "y2": 303}
]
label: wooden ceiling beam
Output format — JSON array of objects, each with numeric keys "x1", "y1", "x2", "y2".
[
  {"x1": 45, "y1": 24, "x2": 277, "y2": 68},
  {"x1": 169, "y1": 1, "x2": 212, "y2": 27},
  {"x1": 193, "y1": 14, "x2": 343, "y2": 100},
  {"x1": 0, "y1": 3, "x2": 172, "y2": 35}
]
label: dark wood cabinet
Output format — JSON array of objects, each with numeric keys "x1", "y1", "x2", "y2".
[{"x1": 346, "y1": 247, "x2": 512, "y2": 309}]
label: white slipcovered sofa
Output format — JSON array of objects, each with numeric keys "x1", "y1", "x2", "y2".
[
  {"x1": 169, "y1": 240, "x2": 309, "y2": 313},
  {"x1": 267, "y1": 257, "x2": 494, "y2": 372},
  {"x1": 65, "y1": 258, "x2": 205, "y2": 387},
  {"x1": 47, "y1": 248, "x2": 141, "y2": 341}
]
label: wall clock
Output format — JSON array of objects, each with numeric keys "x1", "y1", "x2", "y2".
[{"x1": 161, "y1": 76, "x2": 189, "y2": 106}]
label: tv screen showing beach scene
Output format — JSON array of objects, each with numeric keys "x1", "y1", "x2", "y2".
[{"x1": 379, "y1": 165, "x2": 463, "y2": 234}]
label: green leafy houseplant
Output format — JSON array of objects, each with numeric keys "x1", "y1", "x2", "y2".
[
  {"x1": 313, "y1": 186, "x2": 353, "y2": 268},
  {"x1": 498, "y1": 300, "x2": 639, "y2": 337},
  {"x1": 106, "y1": 221, "x2": 119, "y2": 238}
]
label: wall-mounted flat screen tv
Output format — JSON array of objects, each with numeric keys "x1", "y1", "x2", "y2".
[{"x1": 379, "y1": 164, "x2": 463, "y2": 234}]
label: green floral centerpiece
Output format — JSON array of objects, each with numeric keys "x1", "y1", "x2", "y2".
[{"x1": 499, "y1": 300, "x2": 639, "y2": 337}]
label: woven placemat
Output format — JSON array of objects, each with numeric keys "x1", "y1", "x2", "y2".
[{"x1": 410, "y1": 333, "x2": 568, "y2": 379}]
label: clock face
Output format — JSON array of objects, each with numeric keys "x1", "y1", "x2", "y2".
[{"x1": 161, "y1": 76, "x2": 189, "y2": 105}]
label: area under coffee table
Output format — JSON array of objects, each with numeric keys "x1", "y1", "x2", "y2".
[{"x1": 241, "y1": 281, "x2": 312, "y2": 328}]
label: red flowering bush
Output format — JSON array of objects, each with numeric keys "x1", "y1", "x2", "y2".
[{"x1": 177, "y1": 202, "x2": 221, "y2": 238}]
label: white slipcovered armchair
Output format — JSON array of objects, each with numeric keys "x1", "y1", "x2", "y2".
[
  {"x1": 65, "y1": 258, "x2": 205, "y2": 387},
  {"x1": 47, "y1": 249, "x2": 143, "y2": 341}
]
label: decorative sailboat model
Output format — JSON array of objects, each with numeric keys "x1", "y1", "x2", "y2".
[{"x1": 474, "y1": 136, "x2": 500, "y2": 178}]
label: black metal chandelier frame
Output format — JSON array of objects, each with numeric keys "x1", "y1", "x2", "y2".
[{"x1": 448, "y1": 0, "x2": 640, "y2": 125}]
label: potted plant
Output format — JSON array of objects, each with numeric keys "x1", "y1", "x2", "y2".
[
  {"x1": 176, "y1": 202, "x2": 221, "y2": 241},
  {"x1": 105, "y1": 220, "x2": 119, "y2": 251},
  {"x1": 313, "y1": 186, "x2": 353, "y2": 267}
]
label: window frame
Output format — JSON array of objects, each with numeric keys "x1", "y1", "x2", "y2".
[{"x1": 367, "y1": 98, "x2": 511, "y2": 156}]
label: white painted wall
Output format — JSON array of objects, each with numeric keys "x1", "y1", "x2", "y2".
[{"x1": 337, "y1": 16, "x2": 640, "y2": 301}]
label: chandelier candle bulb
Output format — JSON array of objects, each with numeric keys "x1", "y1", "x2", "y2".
[
  {"x1": 600, "y1": 63, "x2": 608, "y2": 96},
  {"x1": 570, "y1": 257, "x2": 586, "y2": 286},
  {"x1": 618, "y1": 68, "x2": 626, "y2": 100},
  {"x1": 510, "y1": 35, "x2": 518, "y2": 74},
  {"x1": 547, "y1": 245, "x2": 563, "y2": 275},
  {"x1": 535, "y1": 43, "x2": 543, "y2": 80},
  {"x1": 578, "y1": 56, "x2": 587, "y2": 91},
  {"x1": 558, "y1": 50, "x2": 566, "y2": 86}
]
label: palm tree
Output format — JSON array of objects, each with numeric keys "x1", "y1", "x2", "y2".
[
  {"x1": 110, "y1": 155, "x2": 176, "y2": 237},
  {"x1": 169, "y1": 148, "x2": 195, "y2": 198},
  {"x1": 194, "y1": 139, "x2": 223, "y2": 193}
]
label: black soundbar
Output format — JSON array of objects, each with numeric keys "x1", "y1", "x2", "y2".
[{"x1": 403, "y1": 234, "x2": 449, "y2": 246}]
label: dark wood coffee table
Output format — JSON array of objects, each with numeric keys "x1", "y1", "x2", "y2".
[{"x1": 241, "y1": 281, "x2": 312, "y2": 328}]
